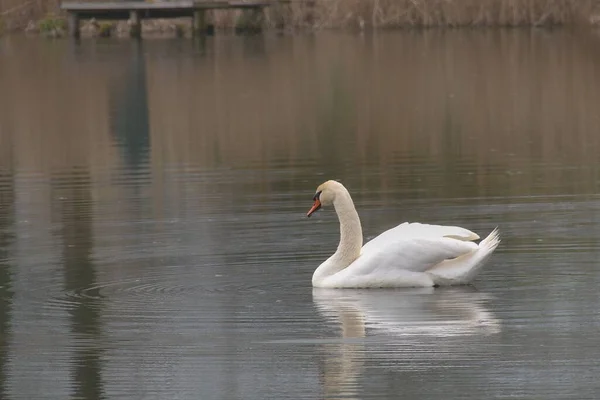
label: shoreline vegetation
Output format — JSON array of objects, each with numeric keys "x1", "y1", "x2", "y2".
[{"x1": 1, "y1": 0, "x2": 600, "y2": 38}]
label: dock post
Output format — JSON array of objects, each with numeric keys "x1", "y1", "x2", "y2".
[
  {"x1": 305, "y1": 0, "x2": 316, "y2": 27},
  {"x1": 206, "y1": 10, "x2": 215, "y2": 35},
  {"x1": 272, "y1": 0, "x2": 285, "y2": 31},
  {"x1": 193, "y1": 9, "x2": 206, "y2": 36},
  {"x1": 129, "y1": 10, "x2": 141, "y2": 38},
  {"x1": 67, "y1": 12, "x2": 80, "y2": 38}
]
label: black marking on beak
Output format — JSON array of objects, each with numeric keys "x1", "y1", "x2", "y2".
[{"x1": 307, "y1": 191, "x2": 322, "y2": 217}]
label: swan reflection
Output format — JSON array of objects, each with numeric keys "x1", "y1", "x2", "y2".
[{"x1": 312, "y1": 288, "x2": 500, "y2": 399}]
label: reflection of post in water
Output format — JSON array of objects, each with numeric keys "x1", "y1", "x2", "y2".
[
  {"x1": 0, "y1": 171, "x2": 15, "y2": 400},
  {"x1": 193, "y1": 35, "x2": 208, "y2": 54},
  {"x1": 315, "y1": 64, "x2": 355, "y2": 173},
  {"x1": 52, "y1": 168, "x2": 105, "y2": 400},
  {"x1": 109, "y1": 39, "x2": 150, "y2": 169},
  {"x1": 241, "y1": 34, "x2": 266, "y2": 57}
]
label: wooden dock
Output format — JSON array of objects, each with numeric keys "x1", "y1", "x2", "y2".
[{"x1": 60, "y1": 1, "x2": 287, "y2": 38}]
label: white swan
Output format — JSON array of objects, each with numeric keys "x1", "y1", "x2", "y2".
[{"x1": 306, "y1": 180, "x2": 500, "y2": 288}]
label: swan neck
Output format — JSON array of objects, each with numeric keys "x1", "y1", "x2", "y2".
[
  {"x1": 312, "y1": 186, "x2": 363, "y2": 287},
  {"x1": 334, "y1": 193, "x2": 363, "y2": 262}
]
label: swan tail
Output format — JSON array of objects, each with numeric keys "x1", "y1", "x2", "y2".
[{"x1": 426, "y1": 228, "x2": 500, "y2": 286}]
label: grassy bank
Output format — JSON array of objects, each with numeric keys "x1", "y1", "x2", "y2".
[
  {"x1": 283, "y1": 0, "x2": 600, "y2": 29},
  {"x1": 1, "y1": 0, "x2": 600, "y2": 37},
  {"x1": 0, "y1": 0, "x2": 60, "y2": 32}
]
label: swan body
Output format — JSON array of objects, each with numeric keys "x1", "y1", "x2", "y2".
[{"x1": 306, "y1": 180, "x2": 500, "y2": 288}]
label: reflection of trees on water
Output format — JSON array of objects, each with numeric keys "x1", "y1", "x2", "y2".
[
  {"x1": 1, "y1": 31, "x2": 600, "y2": 201},
  {"x1": 146, "y1": 30, "x2": 600, "y2": 200}
]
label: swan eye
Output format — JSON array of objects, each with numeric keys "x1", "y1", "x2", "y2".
[{"x1": 313, "y1": 190, "x2": 322, "y2": 201}]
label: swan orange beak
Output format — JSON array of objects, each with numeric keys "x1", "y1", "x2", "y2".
[{"x1": 307, "y1": 199, "x2": 321, "y2": 217}]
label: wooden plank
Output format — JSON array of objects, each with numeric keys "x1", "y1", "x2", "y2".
[
  {"x1": 64, "y1": 10, "x2": 194, "y2": 20},
  {"x1": 62, "y1": 2, "x2": 199, "y2": 11},
  {"x1": 60, "y1": 1, "x2": 276, "y2": 12}
]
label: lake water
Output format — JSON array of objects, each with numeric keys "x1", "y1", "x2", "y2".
[{"x1": 1, "y1": 29, "x2": 600, "y2": 399}]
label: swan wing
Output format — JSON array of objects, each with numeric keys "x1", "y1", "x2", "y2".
[
  {"x1": 362, "y1": 222, "x2": 480, "y2": 255},
  {"x1": 323, "y1": 235, "x2": 478, "y2": 288},
  {"x1": 358, "y1": 235, "x2": 478, "y2": 273},
  {"x1": 350, "y1": 222, "x2": 481, "y2": 276}
]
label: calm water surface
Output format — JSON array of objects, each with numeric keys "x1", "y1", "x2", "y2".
[{"x1": 1, "y1": 30, "x2": 600, "y2": 399}]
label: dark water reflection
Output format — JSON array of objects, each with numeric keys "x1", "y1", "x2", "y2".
[
  {"x1": 54, "y1": 169, "x2": 104, "y2": 400},
  {"x1": 1, "y1": 29, "x2": 600, "y2": 399},
  {"x1": 0, "y1": 169, "x2": 15, "y2": 400},
  {"x1": 109, "y1": 41, "x2": 150, "y2": 169}
]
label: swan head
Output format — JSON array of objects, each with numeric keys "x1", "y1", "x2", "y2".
[{"x1": 307, "y1": 180, "x2": 344, "y2": 217}]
